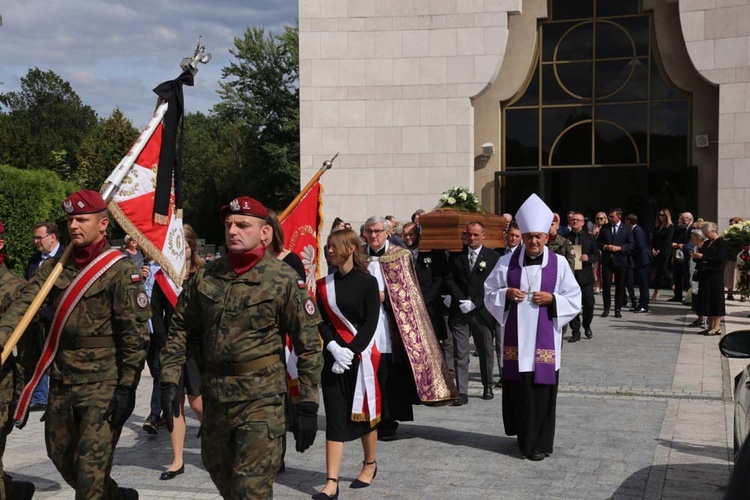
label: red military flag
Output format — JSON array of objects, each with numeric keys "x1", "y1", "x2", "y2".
[{"x1": 279, "y1": 181, "x2": 324, "y2": 294}]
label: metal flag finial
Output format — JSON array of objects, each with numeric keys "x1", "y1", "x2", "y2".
[{"x1": 180, "y1": 36, "x2": 212, "y2": 75}]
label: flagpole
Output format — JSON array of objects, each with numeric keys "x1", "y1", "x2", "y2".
[
  {"x1": 279, "y1": 153, "x2": 336, "y2": 222},
  {"x1": 0, "y1": 40, "x2": 212, "y2": 366}
]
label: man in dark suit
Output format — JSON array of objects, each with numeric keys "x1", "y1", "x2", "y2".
[
  {"x1": 597, "y1": 208, "x2": 634, "y2": 318},
  {"x1": 670, "y1": 212, "x2": 694, "y2": 302},
  {"x1": 23, "y1": 221, "x2": 66, "y2": 411},
  {"x1": 625, "y1": 214, "x2": 654, "y2": 313},
  {"x1": 402, "y1": 222, "x2": 451, "y2": 374},
  {"x1": 445, "y1": 221, "x2": 501, "y2": 404},
  {"x1": 566, "y1": 212, "x2": 599, "y2": 342}
]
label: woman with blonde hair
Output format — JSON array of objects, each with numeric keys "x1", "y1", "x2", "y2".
[
  {"x1": 313, "y1": 229, "x2": 381, "y2": 499},
  {"x1": 592, "y1": 211, "x2": 608, "y2": 293},
  {"x1": 160, "y1": 224, "x2": 204, "y2": 480},
  {"x1": 650, "y1": 208, "x2": 675, "y2": 301}
]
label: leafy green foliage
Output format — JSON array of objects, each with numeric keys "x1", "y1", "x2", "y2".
[
  {"x1": 0, "y1": 164, "x2": 76, "y2": 269},
  {"x1": 0, "y1": 68, "x2": 97, "y2": 178},
  {"x1": 76, "y1": 108, "x2": 138, "y2": 190},
  {"x1": 214, "y1": 25, "x2": 300, "y2": 210}
]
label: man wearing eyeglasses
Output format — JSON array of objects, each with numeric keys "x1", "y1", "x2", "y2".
[
  {"x1": 22, "y1": 221, "x2": 66, "y2": 412},
  {"x1": 566, "y1": 212, "x2": 599, "y2": 342}
]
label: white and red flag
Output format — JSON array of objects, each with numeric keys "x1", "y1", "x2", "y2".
[
  {"x1": 104, "y1": 72, "x2": 194, "y2": 287},
  {"x1": 279, "y1": 181, "x2": 323, "y2": 294}
]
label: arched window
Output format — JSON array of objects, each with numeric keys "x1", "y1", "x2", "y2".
[{"x1": 504, "y1": 0, "x2": 690, "y2": 170}]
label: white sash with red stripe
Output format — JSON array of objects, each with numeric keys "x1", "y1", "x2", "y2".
[
  {"x1": 14, "y1": 249, "x2": 127, "y2": 425},
  {"x1": 317, "y1": 274, "x2": 381, "y2": 427}
]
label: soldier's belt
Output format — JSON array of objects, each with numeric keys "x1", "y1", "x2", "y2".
[
  {"x1": 207, "y1": 355, "x2": 280, "y2": 376},
  {"x1": 60, "y1": 336, "x2": 116, "y2": 350}
]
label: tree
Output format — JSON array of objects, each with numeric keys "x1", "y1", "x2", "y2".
[
  {"x1": 0, "y1": 164, "x2": 76, "y2": 269},
  {"x1": 215, "y1": 25, "x2": 300, "y2": 210},
  {"x1": 75, "y1": 108, "x2": 138, "y2": 190},
  {"x1": 1, "y1": 68, "x2": 97, "y2": 178}
]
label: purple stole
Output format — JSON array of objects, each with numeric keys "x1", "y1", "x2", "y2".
[{"x1": 504, "y1": 248, "x2": 558, "y2": 385}]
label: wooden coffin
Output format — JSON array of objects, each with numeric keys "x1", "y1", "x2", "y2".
[{"x1": 419, "y1": 209, "x2": 506, "y2": 252}]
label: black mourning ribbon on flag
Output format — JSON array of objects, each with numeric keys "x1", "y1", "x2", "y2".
[{"x1": 151, "y1": 70, "x2": 194, "y2": 224}]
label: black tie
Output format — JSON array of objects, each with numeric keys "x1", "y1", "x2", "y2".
[
  {"x1": 612, "y1": 224, "x2": 618, "y2": 237},
  {"x1": 369, "y1": 247, "x2": 385, "y2": 257}
]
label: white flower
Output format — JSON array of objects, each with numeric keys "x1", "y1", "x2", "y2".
[
  {"x1": 478, "y1": 260, "x2": 487, "y2": 271},
  {"x1": 423, "y1": 257, "x2": 432, "y2": 267},
  {"x1": 447, "y1": 197, "x2": 456, "y2": 205},
  {"x1": 440, "y1": 193, "x2": 448, "y2": 201},
  {"x1": 459, "y1": 192, "x2": 467, "y2": 201}
]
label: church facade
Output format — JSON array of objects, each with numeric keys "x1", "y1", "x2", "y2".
[{"x1": 299, "y1": 0, "x2": 745, "y2": 232}]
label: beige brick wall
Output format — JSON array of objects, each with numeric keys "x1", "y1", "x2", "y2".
[
  {"x1": 299, "y1": 0, "x2": 517, "y2": 234},
  {"x1": 680, "y1": 0, "x2": 750, "y2": 223}
]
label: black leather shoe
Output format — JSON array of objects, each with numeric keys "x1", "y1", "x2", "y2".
[
  {"x1": 118, "y1": 487, "x2": 139, "y2": 500},
  {"x1": 629, "y1": 307, "x2": 638, "y2": 312},
  {"x1": 526, "y1": 451, "x2": 545, "y2": 461},
  {"x1": 634, "y1": 307, "x2": 649, "y2": 313},
  {"x1": 614, "y1": 310, "x2": 622, "y2": 318},
  {"x1": 312, "y1": 478, "x2": 339, "y2": 499},
  {"x1": 350, "y1": 461, "x2": 377, "y2": 489},
  {"x1": 142, "y1": 415, "x2": 159, "y2": 435},
  {"x1": 630, "y1": 303, "x2": 637, "y2": 310},
  {"x1": 601, "y1": 310, "x2": 609, "y2": 318},
  {"x1": 452, "y1": 394, "x2": 468, "y2": 406},
  {"x1": 29, "y1": 403, "x2": 46, "y2": 412},
  {"x1": 667, "y1": 297, "x2": 682, "y2": 302},
  {"x1": 159, "y1": 465, "x2": 184, "y2": 480},
  {"x1": 584, "y1": 327, "x2": 593, "y2": 339},
  {"x1": 494, "y1": 380, "x2": 503, "y2": 388},
  {"x1": 482, "y1": 386, "x2": 494, "y2": 400},
  {"x1": 568, "y1": 334, "x2": 580, "y2": 343},
  {"x1": 9, "y1": 481, "x2": 35, "y2": 500}
]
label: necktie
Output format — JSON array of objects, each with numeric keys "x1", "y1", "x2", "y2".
[
  {"x1": 468, "y1": 250, "x2": 476, "y2": 270},
  {"x1": 612, "y1": 224, "x2": 618, "y2": 237}
]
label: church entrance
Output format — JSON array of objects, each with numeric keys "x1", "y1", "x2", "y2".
[{"x1": 499, "y1": 0, "x2": 694, "y2": 223}]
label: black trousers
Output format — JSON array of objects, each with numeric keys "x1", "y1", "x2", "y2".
[
  {"x1": 634, "y1": 265, "x2": 651, "y2": 308},
  {"x1": 569, "y1": 283, "x2": 594, "y2": 332},
  {"x1": 673, "y1": 261, "x2": 685, "y2": 300},
  {"x1": 602, "y1": 264, "x2": 627, "y2": 311}
]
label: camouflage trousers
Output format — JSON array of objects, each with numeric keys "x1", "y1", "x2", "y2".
[
  {"x1": 0, "y1": 368, "x2": 13, "y2": 500},
  {"x1": 46, "y1": 380, "x2": 123, "y2": 500},
  {"x1": 202, "y1": 394, "x2": 285, "y2": 500}
]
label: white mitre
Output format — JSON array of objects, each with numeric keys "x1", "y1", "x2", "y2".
[{"x1": 515, "y1": 193, "x2": 554, "y2": 234}]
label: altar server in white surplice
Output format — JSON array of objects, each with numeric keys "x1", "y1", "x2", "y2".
[{"x1": 483, "y1": 194, "x2": 581, "y2": 462}]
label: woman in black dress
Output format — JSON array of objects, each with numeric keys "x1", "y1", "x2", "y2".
[
  {"x1": 693, "y1": 222, "x2": 730, "y2": 335},
  {"x1": 313, "y1": 229, "x2": 381, "y2": 500},
  {"x1": 650, "y1": 208, "x2": 675, "y2": 301}
]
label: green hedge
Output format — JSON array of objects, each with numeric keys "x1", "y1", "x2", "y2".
[{"x1": 0, "y1": 165, "x2": 77, "y2": 270}]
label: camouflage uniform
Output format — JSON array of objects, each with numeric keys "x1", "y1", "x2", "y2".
[
  {"x1": 161, "y1": 253, "x2": 323, "y2": 499},
  {"x1": 0, "y1": 264, "x2": 26, "y2": 499},
  {"x1": 0, "y1": 250, "x2": 150, "y2": 500},
  {"x1": 548, "y1": 234, "x2": 576, "y2": 271}
]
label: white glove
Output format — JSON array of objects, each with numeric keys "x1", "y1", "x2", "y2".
[
  {"x1": 459, "y1": 300, "x2": 476, "y2": 314},
  {"x1": 332, "y1": 361, "x2": 349, "y2": 374},
  {"x1": 442, "y1": 295, "x2": 452, "y2": 308},
  {"x1": 326, "y1": 342, "x2": 355, "y2": 366}
]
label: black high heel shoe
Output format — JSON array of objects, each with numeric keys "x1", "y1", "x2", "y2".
[
  {"x1": 350, "y1": 460, "x2": 377, "y2": 489},
  {"x1": 312, "y1": 478, "x2": 339, "y2": 499}
]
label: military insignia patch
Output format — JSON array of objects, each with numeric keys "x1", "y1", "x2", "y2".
[
  {"x1": 304, "y1": 298, "x2": 315, "y2": 316},
  {"x1": 136, "y1": 292, "x2": 149, "y2": 308},
  {"x1": 297, "y1": 279, "x2": 307, "y2": 289},
  {"x1": 130, "y1": 273, "x2": 141, "y2": 283},
  {"x1": 63, "y1": 200, "x2": 74, "y2": 214},
  {"x1": 230, "y1": 199, "x2": 241, "y2": 212}
]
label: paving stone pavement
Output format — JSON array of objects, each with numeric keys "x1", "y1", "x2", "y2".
[{"x1": 5, "y1": 294, "x2": 747, "y2": 499}]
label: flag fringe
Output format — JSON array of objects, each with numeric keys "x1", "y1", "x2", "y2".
[
  {"x1": 154, "y1": 213, "x2": 169, "y2": 225},
  {"x1": 107, "y1": 201, "x2": 185, "y2": 288},
  {"x1": 351, "y1": 412, "x2": 381, "y2": 428}
]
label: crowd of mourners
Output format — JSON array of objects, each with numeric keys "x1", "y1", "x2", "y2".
[{"x1": 0, "y1": 190, "x2": 738, "y2": 499}]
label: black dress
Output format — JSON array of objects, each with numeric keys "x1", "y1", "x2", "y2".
[
  {"x1": 651, "y1": 224, "x2": 674, "y2": 290},
  {"x1": 317, "y1": 269, "x2": 381, "y2": 441},
  {"x1": 695, "y1": 237, "x2": 730, "y2": 317}
]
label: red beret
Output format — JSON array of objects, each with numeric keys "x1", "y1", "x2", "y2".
[
  {"x1": 220, "y1": 196, "x2": 269, "y2": 221},
  {"x1": 62, "y1": 190, "x2": 107, "y2": 215},
  {"x1": 0, "y1": 221, "x2": 4, "y2": 234}
]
